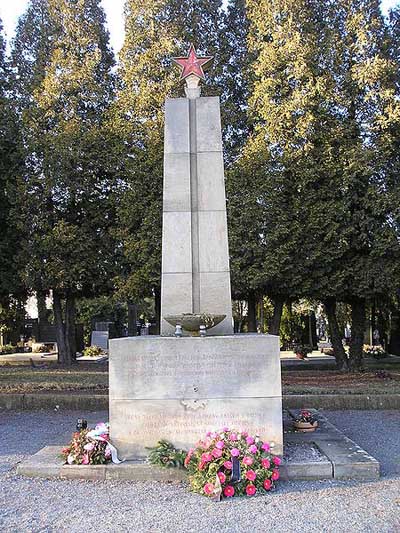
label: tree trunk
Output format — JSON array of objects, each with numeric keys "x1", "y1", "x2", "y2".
[
  {"x1": 53, "y1": 290, "x2": 76, "y2": 365},
  {"x1": 127, "y1": 302, "x2": 138, "y2": 336},
  {"x1": 53, "y1": 290, "x2": 68, "y2": 365},
  {"x1": 65, "y1": 293, "x2": 77, "y2": 362},
  {"x1": 15, "y1": 298, "x2": 26, "y2": 344},
  {"x1": 371, "y1": 299, "x2": 376, "y2": 342},
  {"x1": 259, "y1": 297, "x2": 264, "y2": 333},
  {"x1": 247, "y1": 291, "x2": 257, "y2": 332},
  {"x1": 269, "y1": 296, "x2": 284, "y2": 336},
  {"x1": 349, "y1": 297, "x2": 366, "y2": 371},
  {"x1": 324, "y1": 298, "x2": 348, "y2": 370},
  {"x1": 37, "y1": 290, "x2": 48, "y2": 323},
  {"x1": 154, "y1": 287, "x2": 161, "y2": 335},
  {"x1": 36, "y1": 290, "x2": 48, "y2": 342}
]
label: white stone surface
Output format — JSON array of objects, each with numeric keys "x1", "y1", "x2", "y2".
[
  {"x1": 161, "y1": 273, "x2": 193, "y2": 314},
  {"x1": 161, "y1": 211, "x2": 192, "y2": 273},
  {"x1": 111, "y1": 397, "x2": 283, "y2": 460},
  {"x1": 163, "y1": 153, "x2": 191, "y2": 212},
  {"x1": 164, "y1": 98, "x2": 190, "y2": 154},
  {"x1": 109, "y1": 335, "x2": 283, "y2": 459},
  {"x1": 198, "y1": 272, "x2": 233, "y2": 334},
  {"x1": 161, "y1": 95, "x2": 233, "y2": 334},
  {"x1": 195, "y1": 97, "x2": 223, "y2": 152},
  {"x1": 197, "y1": 152, "x2": 227, "y2": 211},
  {"x1": 198, "y1": 211, "x2": 230, "y2": 272},
  {"x1": 109, "y1": 335, "x2": 281, "y2": 399}
]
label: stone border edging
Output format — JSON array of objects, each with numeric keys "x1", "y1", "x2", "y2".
[
  {"x1": 17, "y1": 409, "x2": 380, "y2": 482},
  {"x1": 283, "y1": 394, "x2": 400, "y2": 410},
  {"x1": 0, "y1": 393, "x2": 108, "y2": 411},
  {"x1": 0, "y1": 393, "x2": 399, "y2": 411},
  {"x1": 17, "y1": 446, "x2": 187, "y2": 482}
]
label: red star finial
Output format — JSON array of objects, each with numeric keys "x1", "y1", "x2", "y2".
[{"x1": 172, "y1": 44, "x2": 213, "y2": 81}]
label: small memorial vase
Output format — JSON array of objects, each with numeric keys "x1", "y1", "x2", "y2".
[
  {"x1": 174, "y1": 324, "x2": 183, "y2": 337},
  {"x1": 293, "y1": 420, "x2": 318, "y2": 433}
]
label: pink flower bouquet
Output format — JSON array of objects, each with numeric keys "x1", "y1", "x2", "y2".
[
  {"x1": 185, "y1": 428, "x2": 281, "y2": 498},
  {"x1": 61, "y1": 422, "x2": 112, "y2": 465}
]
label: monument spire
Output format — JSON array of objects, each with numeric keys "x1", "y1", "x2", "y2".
[
  {"x1": 108, "y1": 41, "x2": 283, "y2": 462},
  {"x1": 172, "y1": 44, "x2": 213, "y2": 99}
]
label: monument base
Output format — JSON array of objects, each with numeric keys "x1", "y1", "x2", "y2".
[{"x1": 109, "y1": 334, "x2": 283, "y2": 459}]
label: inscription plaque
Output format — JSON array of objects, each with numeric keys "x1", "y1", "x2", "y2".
[{"x1": 109, "y1": 335, "x2": 283, "y2": 459}]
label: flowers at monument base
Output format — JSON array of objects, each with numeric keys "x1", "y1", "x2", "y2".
[
  {"x1": 363, "y1": 344, "x2": 386, "y2": 359},
  {"x1": 296, "y1": 410, "x2": 316, "y2": 424},
  {"x1": 147, "y1": 439, "x2": 187, "y2": 468},
  {"x1": 61, "y1": 422, "x2": 120, "y2": 465},
  {"x1": 185, "y1": 428, "x2": 280, "y2": 499},
  {"x1": 223, "y1": 485, "x2": 235, "y2": 497}
]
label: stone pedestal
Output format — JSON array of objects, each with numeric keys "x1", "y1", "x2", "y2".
[
  {"x1": 161, "y1": 96, "x2": 233, "y2": 335},
  {"x1": 109, "y1": 334, "x2": 283, "y2": 459}
]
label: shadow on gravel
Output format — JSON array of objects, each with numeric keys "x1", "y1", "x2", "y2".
[{"x1": 0, "y1": 410, "x2": 109, "y2": 455}]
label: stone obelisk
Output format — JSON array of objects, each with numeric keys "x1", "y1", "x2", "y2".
[
  {"x1": 160, "y1": 45, "x2": 233, "y2": 335},
  {"x1": 109, "y1": 46, "x2": 282, "y2": 460}
]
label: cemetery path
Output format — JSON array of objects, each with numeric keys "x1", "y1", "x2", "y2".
[{"x1": 0, "y1": 410, "x2": 399, "y2": 532}]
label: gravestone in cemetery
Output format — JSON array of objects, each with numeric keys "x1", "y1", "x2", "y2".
[
  {"x1": 90, "y1": 330, "x2": 109, "y2": 351},
  {"x1": 109, "y1": 45, "x2": 283, "y2": 459}
]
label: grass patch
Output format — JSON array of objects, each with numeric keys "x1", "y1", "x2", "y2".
[
  {"x1": 0, "y1": 366, "x2": 108, "y2": 394},
  {"x1": 282, "y1": 370, "x2": 400, "y2": 395},
  {"x1": 1, "y1": 365, "x2": 400, "y2": 396}
]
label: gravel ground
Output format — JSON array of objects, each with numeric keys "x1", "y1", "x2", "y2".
[
  {"x1": 0, "y1": 409, "x2": 399, "y2": 533},
  {"x1": 284, "y1": 442, "x2": 326, "y2": 463}
]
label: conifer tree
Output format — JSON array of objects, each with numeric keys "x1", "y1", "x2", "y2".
[
  {"x1": 0, "y1": 19, "x2": 25, "y2": 341},
  {"x1": 242, "y1": 0, "x2": 340, "y2": 336},
  {"x1": 221, "y1": 0, "x2": 251, "y2": 163},
  {"x1": 13, "y1": 0, "x2": 118, "y2": 364},
  {"x1": 246, "y1": 0, "x2": 400, "y2": 368},
  {"x1": 326, "y1": 0, "x2": 400, "y2": 368},
  {"x1": 222, "y1": 0, "x2": 266, "y2": 330},
  {"x1": 11, "y1": 0, "x2": 53, "y2": 110}
]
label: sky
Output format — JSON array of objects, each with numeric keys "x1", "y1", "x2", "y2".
[
  {"x1": 0, "y1": 0, "x2": 125, "y2": 53},
  {"x1": 0, "y1": 0, "x2": 399, "y2": 56}
]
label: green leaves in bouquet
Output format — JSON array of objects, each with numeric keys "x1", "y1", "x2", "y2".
[{"x1": 146, "y1": 440, "x2": 187, "y2": 469}]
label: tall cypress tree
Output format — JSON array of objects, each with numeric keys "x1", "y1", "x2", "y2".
[
  {"x1": 320, "y1": 0, "x2": 400, "y2": 368},
  {"x1": 246, "y1": 0, "x2": 400, "y2": 368},
  {"x1": 221, "y1": 0, "x2": 251, "y2": 163},
  {"x1": 11, "y1": 0, "x2": 53, "y2": 110},
  {"x1": 222, "y1": 0, "x2": 267, "y2": 331},
  {"x1": 12, "y1": 0, "x2": 118, "y2": 364},
  {"x1": 242, "y1": 0, "x2": 340, "y2": 336},
  {"x1": 0, "y1": 19, "x2": 25, "y2": 342}
]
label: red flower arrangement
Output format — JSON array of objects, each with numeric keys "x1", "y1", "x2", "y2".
[
  {"x1": 296, "y1": 410, "x2": 316, "y2": 424},
  {"x1": 185, "y1": 428, "x2": 281, "y2": 498}
]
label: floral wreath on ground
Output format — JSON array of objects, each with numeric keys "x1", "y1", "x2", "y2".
[
  {"x1": 61, "y1": 422, "x2": 121, "y2": 465},
  {"x1": 184, "y1": 428, "x2": 281, "y2": 498}
]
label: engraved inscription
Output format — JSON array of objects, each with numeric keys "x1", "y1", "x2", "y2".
[
  {"x1": 109, "y1": 398, "x2": 284, "y2": 457},
  {"x1": 116, "y1": 410, "x2": 273, "y2": 434}
]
